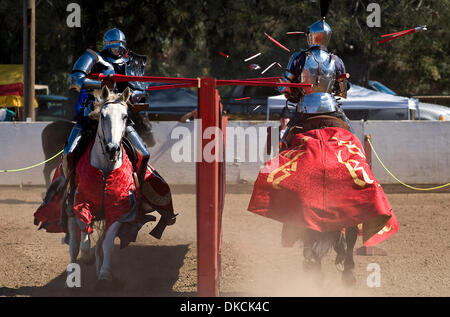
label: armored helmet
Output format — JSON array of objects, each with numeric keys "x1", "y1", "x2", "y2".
[
  {"x1": 306, "y1": 18, "x2": 332, "y2": 49},
  {"x1": 103, "y1": 28, "x2": 127, "y2": 58}
]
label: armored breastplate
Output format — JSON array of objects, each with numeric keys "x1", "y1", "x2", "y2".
[
  {"x1": 298, "y1": 49, "x2": 338, "y2": 113},
  {"x1": 101, "y1": 53, "x2": 127, "y2": 74},
  {"x1": 301, "y1": 49, "x2": 336, "y2": 92}
]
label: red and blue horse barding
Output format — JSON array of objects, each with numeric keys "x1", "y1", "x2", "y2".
[
  {"x1": 248, "y1": 118, "x2": 399, "y2": 283},
  {"x1": 34, "y1": 139, "x2": 175, "y2": 247}
]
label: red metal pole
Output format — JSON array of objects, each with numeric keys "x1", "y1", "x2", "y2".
[
  {"x1": 218, "y1": 110, "x2": 227, "y2": 291},
  {"x1": 196, "y1": 77, "x2": 220, "y2": 297}
]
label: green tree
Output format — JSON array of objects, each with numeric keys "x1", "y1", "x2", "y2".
[{"x1": 0, "y1": 0, "x2": 448, "y2": 102}]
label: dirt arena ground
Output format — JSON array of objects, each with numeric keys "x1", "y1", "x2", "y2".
[{"x1": 0, "y1": 185, "x2": 449, "y2": 297}]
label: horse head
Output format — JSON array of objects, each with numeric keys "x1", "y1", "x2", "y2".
[{"x1": 90, "y1": 86, "x2": 131, "y2": 162}]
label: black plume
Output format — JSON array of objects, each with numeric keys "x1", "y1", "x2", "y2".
[{"x1": 320, "y1": 0, "x2": 331, "y2": 17}]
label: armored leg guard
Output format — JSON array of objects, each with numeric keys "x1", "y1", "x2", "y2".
[
  {"x1": 125, "y1": 124, "x2": 150, "y2": 187},
  {"x1": 125, "y1": 124, "x2": 177, "y2": 238},
  {"x1": 65, "y1": 89, "x2": 81, "y2": 121},
  {"x1": 63, "y1": 122, "x2": 83, "y2": 178}
]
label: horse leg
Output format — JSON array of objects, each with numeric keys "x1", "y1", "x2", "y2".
[
  {"x1": 96, "y1": 221, "x2": 122, "y2": 289},
  {"x1": 334, "y1": 232, "x2": 346, "y2": 271},
  {"x1": 43, "y1": 162, "x2": 53, "y2": 189},
  {"x1": 79, "y1": 231, "x2": 95, "y2": 265},
  {"x1": 302, "y1": 229, "x2": 322, "y2": 272},
  {"x1": 342, "y1": 226, "x2": 358, "y2": 286},
  {"x1": 95, "y1": 229, "x2": 106, "y2": 278},
  {"x1": 68, "y1": 217, "x2": 80, "y2": 263}
]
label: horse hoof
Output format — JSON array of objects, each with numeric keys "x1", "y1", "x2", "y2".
[
  {"x1": 95, "y1": 273, "x2": 124, "y2": 291},
  {"x1": 167, "y1": 217, "x2": 176, "y2": 226},
  {"x1": 335, "y1": 262, "x2": 345, "y2": 272},
  {"x1": 342, "y1": 270, "x2": 357, "y2": 286},
  {"x1": 95, "y1": 278, "x2": 113, "y2": 291},
  {"x1": 302, "y1": 259, "x2": 321, "y2": 273},
  {"x1": 335, "y1": 254, "x2": 345, "y2": 272}
]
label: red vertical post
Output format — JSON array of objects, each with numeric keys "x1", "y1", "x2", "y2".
[
  {"x1": 197, "y1": 77, "x2": 220, "y2": 296},
  {"x1": 218, "y1": 111, "x2": 227, "y2": 289}
]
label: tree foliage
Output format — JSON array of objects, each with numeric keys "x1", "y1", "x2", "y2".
[{"x1": 0, "y1": 0, "x2": 448, "y2": 100}]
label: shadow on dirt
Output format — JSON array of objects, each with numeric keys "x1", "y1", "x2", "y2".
[
  {"x1": 0, "y1": 199, "x2": 42, "y2": 205},
  {"x1": 0, "y1": 244, "x2": 190, "y2": 297}
]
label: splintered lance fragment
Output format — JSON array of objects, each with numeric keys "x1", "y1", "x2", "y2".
[
  {"x1": 235, "y1": 97, "x2": 251, "y2": 101},
  {"x1": 244, "y1": 52, "x2": 262, "y2": 62},
  {"x1": 286, "y1": 31, "x2": 305, "y2": 35},
  {"x1": 378, "y1": 25, "x2": 427, "y2": 44},
  {"x1": 219, "y1": 51, "x2": 230, "y2": 58},
  {"x1": 249, "y1": 64, "x2": 261, "y2": 71},
  {"x1": 261, "y1": 62, "x2": 277, "y2": 74},
  {"x1": 264, "y1": 33, "x2": 291, "y2": 52}
]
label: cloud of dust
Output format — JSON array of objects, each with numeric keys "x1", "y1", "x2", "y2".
[
  {"x1": 228, "y1": 236, "x2": 372, "y2": 297},
  {"x1": 240, "y1": 265, "x2": 371, "y2": 297}
]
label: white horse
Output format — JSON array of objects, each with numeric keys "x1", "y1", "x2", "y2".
[{"x1": 67, "y1": 85, "x2": 131, "y2": 290}]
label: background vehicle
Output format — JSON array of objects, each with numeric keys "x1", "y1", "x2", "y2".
[
  {"x1": 267, "y1": 84, "x2": 419, "y2": 121},
  {"x1": 225, "y1": 80, "x2": 450, "y2": 121},
  {"x1": 33, "y1": 86, "x2": 199, "y2": 122},
  {"x1": 223, "y1": 85, "x2": 278, "y2": 116},
  {"x1": 36, "y1": 95, "x2": 68, "y2": 121},
  {"x1": 145, "y1": 85, "x2": 197, "y2": 120},
  {"x1": 416, "y1": 102, "x2": 450, "y2": 121},
  {"x1": 368, "y1": 80, "x2": 450, "y2": 121},
  {"x1": 367, "y1": 80, "x2": 398, "y2": 96}
]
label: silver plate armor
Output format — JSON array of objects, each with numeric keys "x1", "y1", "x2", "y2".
[
  {"x1": 307, "y1": 18, "x2": 332, "y2": 49},
  {"x1": 295, "y1": 18, "x2": 338, "y2": 113},
  {"x1": 298, "y1": 49, "x2": 337, "y2": 113}
]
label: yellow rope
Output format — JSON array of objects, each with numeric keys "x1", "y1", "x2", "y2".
[
  {"x1": 0, "y1": 149, "x2": 64, "y2": 173},
  {"x1": 367, "y1": 137, "x2": 450, "y2": 191}
]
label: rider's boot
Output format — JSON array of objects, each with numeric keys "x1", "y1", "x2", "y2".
[
  {"x1": 60, "y1": 121, "x2": 85, "y2": 240},
  {"x1": 62, "y1": 123, "x2": 83, "y2": 179},
  {"x1": 65, "y1": 88, "x2": 81, "y2": 122},
  {"x1": 125, "y1": 123, "x2": 150, "y2": 188}
]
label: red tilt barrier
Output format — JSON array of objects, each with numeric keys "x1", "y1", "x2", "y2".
[
  {"x1": 196, "y1": 78, "x2": 222, "y2": 296},
  {"x1": 89, "y1": 73, "x2": 312, "y2": 296}
]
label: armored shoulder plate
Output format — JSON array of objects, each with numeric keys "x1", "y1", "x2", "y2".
[
  {"x1": 72, "y1": 49, "x2": 99, "y2": 74},
  {"x1": 70, "y1": 49, "x2": 102, "y2": 91}
]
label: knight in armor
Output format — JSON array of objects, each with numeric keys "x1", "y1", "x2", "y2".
[
  {"x1": 279, "y1": 18, "x2": 352, "y2": 147},
  {"x1": 278, "y1": 18, "x2": 354, "y2": 271},
  {"x1": 63, "y1": 28, "x2": 150, "y2": 187}
]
